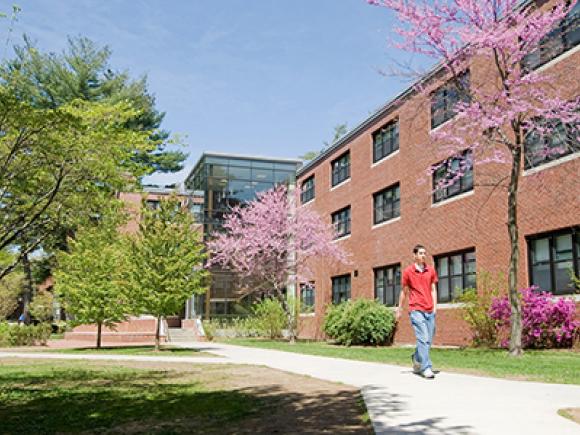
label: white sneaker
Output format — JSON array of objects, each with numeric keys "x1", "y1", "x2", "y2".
[{"x1": 422, "y1": 368, "x2": 435, "y2": 379}]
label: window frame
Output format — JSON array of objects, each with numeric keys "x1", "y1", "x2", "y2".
[
  {"x1": 300, "y1": 175, "x2": 315, "y2": 204},
  {"x1": 145, "y1": 199, "x2": 161, "y2": 210},
  {"x1": 331, "y1": 151, "x2": 351, "y2": 187},
  {"x1": 372, "y1": 119, "x2": 399, "y2": 163},
  {"x1": 300, "y1": 282, "x2": 315, "y2": 313},
  {"x1": 435, "y1": 249, "x2": 476, "y2": 303},
  {"x1": 331, "y1": 274, "x2": 351, "y2": 304},
  {"x1": 374, "y1": 263, "x2": 401, "y2": 307},
  {"x1": 527, "y1": 227, "x2": 580, "y2": 295},
  {"x1": 432, "y1": 149, "x2": 473, "y2": 204},
  {"x1": 331, "y1": 206, "x2": 351, "y2": 239},
  {"x1": 522, "y1": 1, "x2": 580, "y2": 72},
  {"x1": 524, "y1": 115, "x2": 580, "y2": 170},
  {"x1": 373, "y1": 183, "x2": 401, "y2": 225},
  {"x1": 430, "y1": 70, "x2": 471, "y2": 129}
]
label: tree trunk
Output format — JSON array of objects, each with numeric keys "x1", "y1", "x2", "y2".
[
  {"x1": 285, "y1": 184, "x2": 298, "y2": 344},
  {"x1": 96, "y1": 321, "x2": 102, "y2": 349},
  {"x1": 21, "y1": 252, "x2": 34, "y2": 325},
  {"x1": 278, "y1": 293, "x2": 296, "y2": 344},
  {"x1": 507, "y1": 145, "x2": 523, "y2": 356},
  {"x1": 155, "y1": 315, "x2": 161, "y2": 351}
]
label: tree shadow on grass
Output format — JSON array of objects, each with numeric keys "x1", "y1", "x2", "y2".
[
  {"x1": 0, "y1": 364, "x2": 375, "y2": 434},
  {"x1": 0, "y1": 367, "x2": 260, "y2": 434}
]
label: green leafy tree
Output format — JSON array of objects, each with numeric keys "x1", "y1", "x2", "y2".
[
  {"x1": 128, "y1": 196, "x2": 209, "y2": 350},
  {"x1": 0, "y1": 88, "x2": 154, "y2": 281},
  {"x1": 28, "y1": 290, "x2": 54, "y2": 323},
  {"x1": 0, "y1": 35, "x2": 186, "y2": 173},
  {"x1": 300, "y1": 123, "x2": 348, "y2": 161},
  {"x1": 323, "y1": 123, "x2": 348, "y2": 148},
  {"x1": 0, "y1": 250, "x2": 23, "y2": 320},
  {"x1": 0, "y1": 273, "x2": 22, "y2": 320},
  {"x1": 55, "y1": 213, "x2": 131, "y2": 349}
]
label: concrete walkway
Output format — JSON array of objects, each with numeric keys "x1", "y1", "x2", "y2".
[{"x1": 1, "y1": 341, "x2": 579, "y2": 434}]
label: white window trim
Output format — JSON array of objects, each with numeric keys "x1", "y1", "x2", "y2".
[
  {"x1": 523, "y1": 151, "x2": 580, "y2": 176},
  {"x1": 430, "y1": 115, "x2": 456, "y2": 133},
  {"x1": 431, "y1": 189, "x2": 474, "y2": 208},
  {"x1": 371, "y1": 149, "x2": 400, "y2": 168},
  {"x1": 332, "y1": 234, "x2": 351, "y2": 243},
  {"x1": 533, "y1": 44, "x2": 580, "y2": 75},
  {"x1": 330, "y1": 177, "x2": 351, "y2": 191},
  {"x1": 372, "y1": 216, "x2": 401, "y2": 230},
  {"x1": 301, "y1": 197, "x2": 315, "y2": 206}
]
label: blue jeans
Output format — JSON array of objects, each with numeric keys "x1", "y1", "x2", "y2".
[{"x1": 410, "y1": 310, "x2": 436, "y2": 372}]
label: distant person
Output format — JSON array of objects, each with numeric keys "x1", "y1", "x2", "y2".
[
  {"x1": 396, "y1": 244, "x2": 438, "y2": 379},
  {"x1": 18, "y1": 312, "x2": 26, "y2": 325}
]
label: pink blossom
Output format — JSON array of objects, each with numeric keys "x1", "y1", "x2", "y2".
[{"x1": 207, "y1": 185, "x2": 349, "y2": 296}]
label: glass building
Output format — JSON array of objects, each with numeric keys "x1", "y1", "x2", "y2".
[{"x1": 184, "y1": 152, "x2": 302, "y2": 318}]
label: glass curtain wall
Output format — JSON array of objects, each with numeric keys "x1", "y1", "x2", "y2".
[{"x1": 186, "y1": 155, "x2": 299, "y2": 318}]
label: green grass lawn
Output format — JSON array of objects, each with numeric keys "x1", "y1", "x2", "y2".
[
  {"x1": 51, "y1": 345, "x2": 218, "y2": 357},
  {"x1": 0, "y1": 361, "x2": 261, "y2": 434},
  {"x1": 223, "y1": 338, "x2": 580, "y2": 385}
]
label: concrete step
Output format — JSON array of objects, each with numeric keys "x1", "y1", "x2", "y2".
[{"x1": 167, "y1": 328, "x2": 197, "y2": 342}]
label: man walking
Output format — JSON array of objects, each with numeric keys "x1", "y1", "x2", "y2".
[{"x1": 396, "y1": 245, "x2": 438, "y2": 379}]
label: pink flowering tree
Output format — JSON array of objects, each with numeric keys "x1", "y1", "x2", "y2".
[
  {"x1": 369, "y1": 0, "x2": 580, "y2": 355},
  {"x1": 207, "y1": 185, "x2": 349, "y2": 341}
]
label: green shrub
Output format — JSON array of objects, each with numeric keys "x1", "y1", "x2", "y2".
[
  {"x1": 201, "y1": 320, "x2": 215, "y2": 341},
  {"x1": 0, "y1": 322, "x2": 52, "y2": 346},
  {"x1": 322, "y1": 299, "x2": 396, "y2": 346},
  {"x1": 252, "y1": 298, "x2": 287, "y2": 339},
  {"x1": 0, "y1": 322, "x2": 10, "y2": 346},
  {"x1": 455, "y1": 271, "x2": 503, "y2": 347},
  {"x1": 29, "y1": 291, "x2": 54, "y2": 322}
]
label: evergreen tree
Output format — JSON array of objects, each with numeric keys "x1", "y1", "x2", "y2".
[{"x1": 0, "y1": 35, "x2": 186, "y2": 174}]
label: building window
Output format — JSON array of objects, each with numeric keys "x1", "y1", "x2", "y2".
[
  {"x1": 145, "y1": 199, "x2": 160, "y2": 210},
  {"x1": 373, "y1": 119, "x2": 399, "y2": 162},
  {"x1": 528, "y1": 227, "x2": 579, "y2": 295},
  {"x1": 301, "y1": 175, "x2": 315, "y2": 204},
  {"x1": 331, "y1": 152, "x2": 350, "y2": 186},
  {"x1": 431, "y1": 71, "x2": 470, "y2": 129},
  {"x1": 332, "y1": 274, "x2": 351, "y2": 304},
  {"x1": 435, "y1": 250, "x2": 476, "y2": 303},
  {"x1": 374, "y1": 264, "x2": 401, "y2": 306},
  {"x1": 522, "y1": 2, "x2": 580, "y2": 72},
  {"x1": 332, "y1": 206, "x2": 351, "y2": 239},
  {"x1": 432, "y1": 149, "x2": 473, "y2": 203},
  {"x1": 373, "y1": 183, "x2": 400, "y2": 225},
  {"x1": 524, "y1": 116, "x2": 580, "y2": 170},
  {"x1": 300, "y1": 283, "x2": 315, "y2": 313}
]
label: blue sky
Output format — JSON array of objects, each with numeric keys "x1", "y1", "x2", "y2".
[{"x1": 4, "y1": 0, "x2": 427, "y2": 186}]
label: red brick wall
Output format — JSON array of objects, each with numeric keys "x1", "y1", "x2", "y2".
[
  {"x1": 65, "y1": 317, "x2": 166, "y2": 343},
  {"x1": 296, "y1": 10, "x2": 579, "y2": 345}
]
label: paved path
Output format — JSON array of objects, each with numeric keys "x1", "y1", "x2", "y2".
[{"x1": 2, "y1": 342, "x2": 579, "y2": 434}]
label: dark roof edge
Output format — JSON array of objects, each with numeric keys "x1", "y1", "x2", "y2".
[
  {"x1": 184, "y1": 151, "x2": 303, "y2": 186},
  {"x1": 297, "y1": 67, "x2": 434, "y2": 177}
]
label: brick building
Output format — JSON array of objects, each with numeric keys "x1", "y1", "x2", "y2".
[{"x1": 296, "y1": 1, "x2": 580, "y2": 345}]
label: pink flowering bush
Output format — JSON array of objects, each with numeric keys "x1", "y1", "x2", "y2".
[{"x1": 490, "y1": 287, "x2": 578, "y2": 349}]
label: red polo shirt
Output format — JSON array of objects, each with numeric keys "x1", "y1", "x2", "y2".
[{"x1": 402, "y1": 263, "x2": 438, "y2": 312}]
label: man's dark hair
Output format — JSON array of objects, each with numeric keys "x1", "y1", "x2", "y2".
[{"x1": 413, "y1": 244, "x2": 425, "y2": 254}]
